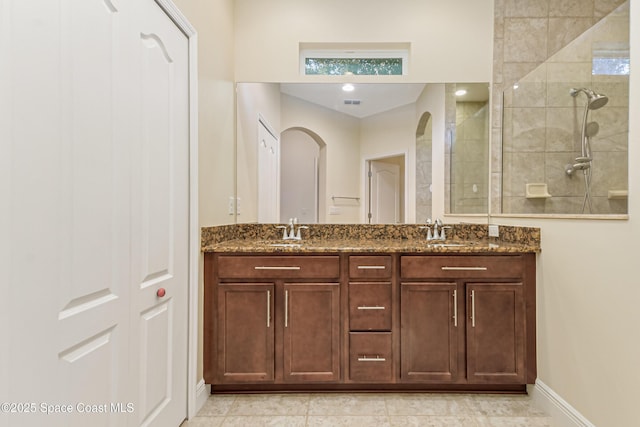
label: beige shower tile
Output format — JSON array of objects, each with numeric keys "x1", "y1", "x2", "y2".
[
  {"x1": 545, "y1": 107, "x2": 577, "y2": 152},
  {"x1": 504, "y1": 0, "x2": 549, "y2": 17},
  {"x1": 228, "y1": 394, "x2": 309, "y2": 416},
  {"x1": 546, "y1": 61, "x2": 592, "y2": 82},
  {"x1": 504, "y1": 19, "x2": 549, "y2": 63},
  {"x1": 502, "y1": 62, "x2": 542, "y2": 88},
  {"x1": 549, "y1": 0, "x2": 594, "y2": 17},
  {"x1": 548, "y1": 17, "x2": 593, "y2": 56},
  {"x1": 594, "y1": 0, "x2": 627, "y2": 20},
  {"x1": 510, "y1": 107, "x2": 547, "y2": 152},
  {"x1": 307, "y1": 393, "x2": 387, "y2": 416}
]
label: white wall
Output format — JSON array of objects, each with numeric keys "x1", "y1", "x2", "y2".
[
  {"x1": 234, "y1": 0, "x2": 493, "y2": 83},
  {"x1": 492, "y1": 3, "x2": 640, "y2": 425},
  {"x1": 361, "y1": 104, "x2": 416, "y2": 222},
  {"x1": 171, "y1": 0, "x2": 235, "y2": 384}
]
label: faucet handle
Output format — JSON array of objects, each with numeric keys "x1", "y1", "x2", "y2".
[
  {"x1": 296, "y1": 225, "x2": 309, "y2": 240},
  {"x1": 276, "y1": 225, "x2": 288, "y2": 240},
  {"x1": 441, "y1": 226, "x2": 452, "y2": 240},
  {"x1": 419, "y1": 225, "x2": 433, "y2": 241}
]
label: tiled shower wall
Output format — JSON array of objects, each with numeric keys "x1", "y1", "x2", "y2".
[
  {"x1": 451, "y1": 101, "x2": 490, "y2": 213},
  {"x1": 491, "y1": 0, "x2": 627, "y2": 214}
]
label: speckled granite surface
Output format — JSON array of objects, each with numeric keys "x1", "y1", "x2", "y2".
[{"x1": 201, "y1": 223, "x2": 540, "y2": 254}]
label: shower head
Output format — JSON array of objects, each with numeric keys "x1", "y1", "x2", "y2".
[{"x1": 570, "y1": 87, "x2": 609, "y2": 109}]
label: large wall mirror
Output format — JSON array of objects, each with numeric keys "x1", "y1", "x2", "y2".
[
  {"x1": 498, "y1": 2, "x2": 629, "y2": 217},
  {"x1": 236, "y1": 82, "x2": 490, "y2": 224}
]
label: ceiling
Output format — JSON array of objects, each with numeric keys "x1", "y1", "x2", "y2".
[{"x1": 280, "y1": 83, "x2": 489, "y2": 119}]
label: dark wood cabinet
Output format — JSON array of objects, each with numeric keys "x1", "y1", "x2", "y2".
[
  {"x1": 283, "y1": 283, "x2": 340, "y2": 382},
  {"x1": 466, "y1": 282, "x2": 526, "y2": 384},
  {"x1": 399, "y1": 254, "x2": 536, "y2": 386},
  {"x1": 205, "y1": 254, "x2": 341, "y2": 387},
  {"x1": 204, "y1": 251, "x2": 536, "y2": 391},
  {"x1": 400, "y1": 282, "x2": 459, "y2": 383},
  {"x1": 216, "y1": 283, "x2": 274, "y2": 383}
]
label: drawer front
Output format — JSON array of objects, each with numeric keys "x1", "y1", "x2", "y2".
[
  {"x1": 349, "y1": 255, "x2": 392, "y2": 279},
  {"x1": 349, "y1": 282, "x2": 392, "y2": 331},
  {"x1": 401, "y1": 255, "x2": 524, "y2": 279},
  {"x1": 217, "y1": 255, "x2": 340, "y2": 279},
  {"x1": 349, "y1": 332, "x2": 393, "y2": 382}
]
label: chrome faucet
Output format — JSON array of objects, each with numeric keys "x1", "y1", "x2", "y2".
[
  {"x1": 278, "y1": 218, "x2": 307, "y2": 241},
  {"x1": 421, "y1": 218, "x2": 451, "y2": 241}
]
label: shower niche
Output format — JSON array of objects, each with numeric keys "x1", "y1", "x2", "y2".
[{"x1": 499, "y1": 2, "x2": 629, "y2": 216}]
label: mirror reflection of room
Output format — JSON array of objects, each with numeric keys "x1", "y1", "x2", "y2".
[{"x1": 237, "y1": 82, "x2": 490, "y2": 224}]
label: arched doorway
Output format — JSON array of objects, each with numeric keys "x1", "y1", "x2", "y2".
[{"x1": 280, "y1": 127, "x2": 326, "y2": 223}]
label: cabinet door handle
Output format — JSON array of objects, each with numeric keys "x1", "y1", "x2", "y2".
[
  {"x1": 441, "y1": 266, "x2": 487, "y2": 271},
  {"x1": 358, "y1": 356, "x2": 386, "y2": 362},
  {"x1": 266, "y1": 290, "x2": 271, "y2": 328},
  {"x1": 453, "y1": 289, "x2": 458, "y2": 327},
  {"x1": 254, "y1": 266, "x2": 301, "y2": 270},
  {"x1": 471, "y1": 290, "x2": 476, "y2": 327},
  {"x1": 285, "y1": 290, "x2": 289, "y2": 328},
  {"x1": 357, "y1": 306, "x2": 385, "y2": 310},
  {"x1": 357, "y1": 265, "x2": 386, "y2": 270}
]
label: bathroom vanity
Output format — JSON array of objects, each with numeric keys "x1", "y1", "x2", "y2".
[{"x1": 202, "y1": 224, "x2": 539, "y2": 393}]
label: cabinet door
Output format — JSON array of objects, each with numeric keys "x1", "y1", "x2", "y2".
[
  {"x1": 283, "y1": 283, "x2": 340, "y2": 382},
  {"x1": 466, "y1": 283, "x2": 525, "y2": 384},
  {"x1": 400, "y1": 282, "x2": 459, "y2": 382},
  {"x1": 217, "y1": 284, "x2": 274, "y2": 383}
]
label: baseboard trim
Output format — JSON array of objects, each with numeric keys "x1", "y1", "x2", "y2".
[
  {"x1": 529, "y1": 379, "x2": 596, "y2": 427},
  {"x1": 195, "y1": 379, "x2": 210, "y2": 415}
]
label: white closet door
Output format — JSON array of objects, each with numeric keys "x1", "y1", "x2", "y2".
[
  {"x1": 258, "y1": 120, "x2": 279, "y2": 223},
  {"x1": 2, "y1": 1, "x2": 132, "y2": 426},
  {"x1": 128, "y1": 0, "x2": 189, "y2": 425},
  {"x1": 1, "y1": 1, "x2": 190, "y2": 426}
]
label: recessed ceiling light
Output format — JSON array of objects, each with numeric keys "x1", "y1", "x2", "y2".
[
  {"x1": 342, "y1": 83, "x2": 355, "y2": 92},
  {"x1": 455, "y1": 89, "x2": 467, "y2": 96}
]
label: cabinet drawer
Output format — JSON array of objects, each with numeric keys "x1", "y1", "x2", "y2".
[
  {"x1": 401, "y1": 255, "x2": 524, "y2": 279},
  {"x1": 349, "y1": 282, "x2": 392, "y2": 331},
  {"x1": 349, "y1": 332, "x2": 393, "y2": 382},
  {"x1": 217, "y1": 255, "x2": 340, "y2": 279},
  {"x1": 349, "y1": 255, "x2": 392, "y2": 279}
]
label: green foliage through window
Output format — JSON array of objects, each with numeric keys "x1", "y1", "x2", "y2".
[{"x1": 304, "y1": 58, "x2": 403, "y2": 75}]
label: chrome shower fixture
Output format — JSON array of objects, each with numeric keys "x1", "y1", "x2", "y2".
[
  {"x1": 570, "y1": 87, "x2": 609, "y2": 110},
  {"x1": 569, "y1": 87, "x2": 608, "y2": 214}
]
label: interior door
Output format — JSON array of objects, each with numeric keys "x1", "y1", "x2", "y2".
[
  {"x1": 369, "y1": 160, "x2": 400, "y2": 223},
  {"x1": 129, "y1": 0, "x2": 190, "y2": 425},
  {"x1": 1, "y1": 1, "x2": 190, "y2": 426},
  {"x1": 2, "y1": 1, "x2": 133, "y2": 426},
  {"x1": 258, "y1": 119, "x2": 280, "y2": 223}
]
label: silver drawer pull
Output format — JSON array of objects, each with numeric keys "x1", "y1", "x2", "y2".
[
  {"x1": 254, "y1": 266, "x2": 301, "y2": 270},
  {"x1": 358, "y1": 356, "x2": 386, "y2": 362},
  {"x1": 357, "y1": 265, "x2": 386, "y2": 270},
  {"x1": 357, "y1": 306, "x2": 385, "y2": 310},
  {"x1": 441, "y1": 266, "x2": 488, "y2": 271}
]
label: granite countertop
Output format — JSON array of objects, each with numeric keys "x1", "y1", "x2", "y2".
[{"x1": 202, "y1": 237, "x2": 538, "y2": 254}]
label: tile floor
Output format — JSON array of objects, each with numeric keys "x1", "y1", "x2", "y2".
[{"x1": 182, "y1": 392, "x2": 553, "y2": 426}]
